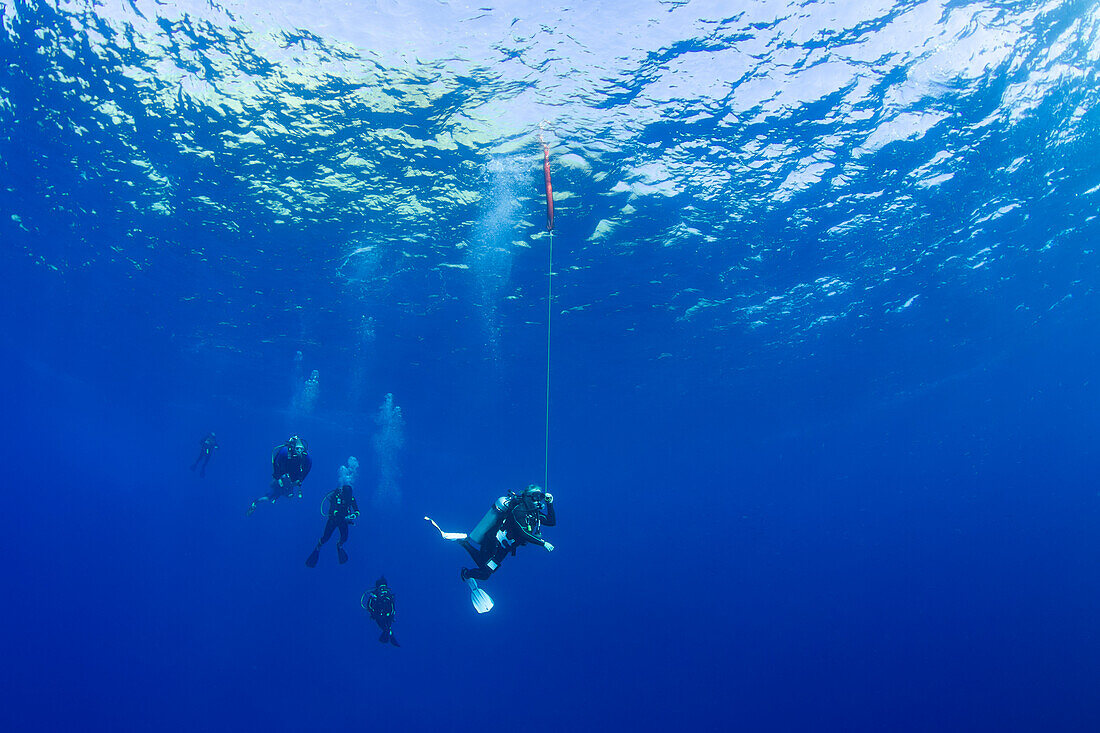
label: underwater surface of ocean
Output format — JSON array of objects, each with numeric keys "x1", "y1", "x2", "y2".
[{"x1": 2, "y1": 0, "x2": 1099, "y2": 730}]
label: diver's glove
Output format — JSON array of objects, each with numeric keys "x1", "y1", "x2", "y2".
[
  {"x1": 544, "y1": 492, "x2": 554, "y2": 504},
  {"x1": 543, "y1": 541, "x2": 555, "y2": 553},
  {"x1": 348, "y1": 511, "x2": 360, "y2": 522}
]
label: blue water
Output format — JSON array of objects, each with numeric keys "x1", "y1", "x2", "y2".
[{"x1": 2, "y1": 0, "x2": 1100, "y2": 730}]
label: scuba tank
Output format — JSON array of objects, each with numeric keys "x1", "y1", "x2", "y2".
[{"x1": 468, "y1": 495, "x2": 511, "y2": 545}]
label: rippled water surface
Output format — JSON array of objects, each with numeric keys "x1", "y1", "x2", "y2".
[{"x1": 2, "y1": 1, "x2": 1099, "y2": 730}]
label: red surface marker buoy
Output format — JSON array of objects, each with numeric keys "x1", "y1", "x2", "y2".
[{"x1": 541, "y1": 135, "x2": 554, "y2": 231}]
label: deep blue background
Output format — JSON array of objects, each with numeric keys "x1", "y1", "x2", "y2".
[
  {"x1": 3, "y1": 1, "x2": 1100, "y2": 731},
  {"x1": 4, "y1": 258, "x2": 1100, "y2": 732}
]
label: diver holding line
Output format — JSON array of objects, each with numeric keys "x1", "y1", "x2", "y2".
[{"x1": 426, "y1": 485, "x2": 556, "y2": 613}]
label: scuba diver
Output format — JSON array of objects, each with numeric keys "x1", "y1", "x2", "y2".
[
  {"x1": 426, "y1": 485, "x2": 556, "y2": 613},
  {"x1": 190, "y1": 432, "x2": 218, "y2": 478},
  {"x1": 362, "y1": 577, "x2": 399, "y2": 647},
  {"x1": 247, "y1": 435, "x2": 312, "y2": 516},
  {"x1": 305, "y1": 483, "x2": 359, "y2": 567}
]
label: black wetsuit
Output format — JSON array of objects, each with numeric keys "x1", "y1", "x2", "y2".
[
  {"x1": 367, "y1": 587, "x2": 399, "y2": 646},
  {"x1": 250, "y1": 444, "x2": 314, "y2": 517},
  {"x1": 268, "y1": 446, "x2": 312, "y2": 500},
  {"x1": 318, "y1": 486, "x2": 358, "y2": 549},
  {"x1": 190, "y1": 434, "x2": 218, "y2": 477},
  {"x1": 462, "y1": 496, "x2": 556, "y2": 581}
]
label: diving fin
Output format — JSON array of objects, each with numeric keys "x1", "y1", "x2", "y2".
[
  {"x1": 425, "y1": 516, "x2": 468, "y2": 541},
  {"x1": 305, "y1": 547, "x2": 319, "y2": 568},
  {"x1": 338, "y1": 546, "x2": 348, "y2": 564},
  {"x1": 390, "y1": 634, "x2": 400, "y2": 647},
  {"x1": 466, "y1": 577, "x2": 494, "y2": 614}
]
